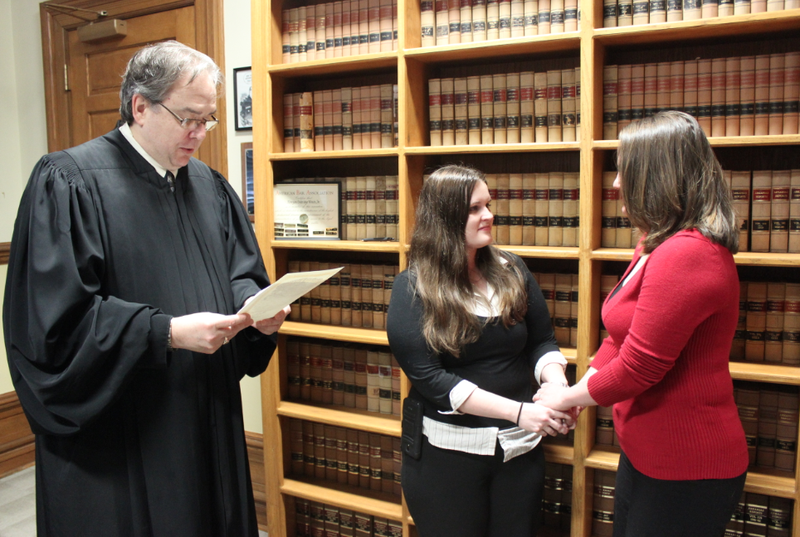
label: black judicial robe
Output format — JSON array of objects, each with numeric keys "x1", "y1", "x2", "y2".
[{"x1": 3, "y1": 128, "x2": 276, "y2": 536}]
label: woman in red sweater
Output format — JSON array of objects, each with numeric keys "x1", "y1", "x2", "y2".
[{"x1": 535, "y1": 111, "x2": 748, "y2": 536}]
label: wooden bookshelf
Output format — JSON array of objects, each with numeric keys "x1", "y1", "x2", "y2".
[{"x1": 252, "y1": 0, "x2": 800, "y2": 534}]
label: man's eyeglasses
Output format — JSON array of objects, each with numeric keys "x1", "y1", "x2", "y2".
[{"x1": 159, "y1": 103, "x2": 219, "y2": 132}]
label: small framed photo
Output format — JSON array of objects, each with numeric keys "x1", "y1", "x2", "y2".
[
  {"x1": 273, "y1": 182, "x2": 341, "y2": 240},
  {"x1": 233, "y1": 67, "x2": 252, "y2": 131},
  {"x1": 241, "y1": 142, "x2": 254, "y2": 222}
]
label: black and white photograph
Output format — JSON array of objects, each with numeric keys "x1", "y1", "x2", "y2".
[{"x1": 234, "y1": 67, "x2": 252, "y2": 130}]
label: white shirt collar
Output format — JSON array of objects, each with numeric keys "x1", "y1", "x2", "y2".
[{"x1": 119, "y1": 122, "x2": 170, "y2": 179}]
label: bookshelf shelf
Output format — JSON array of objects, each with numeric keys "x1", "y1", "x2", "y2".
[
  {"x1": 593, "y1": 9, "x2": 800, "y2": 46},
  {"x1": 403, "y1": 143, "x2": 581, "y2": 155},
  {"x1": 281, "y1": 478, "x2": 403, "y2": 520},
  {"x1": 279, "y1": 321, "x2": 390, "y2": 346},
  {"x1": 277, "y1": 401, "x2": 401, "y2": 436},
  {"x1": 270, "y1": 240, "x2": 401, "y2": 253},
  {"x1": 403, "y1": 34, "x2": 582, "y2": 63},
  {"x1": 254, "y1": 0, "x2": 800, "y2": 533},
  {"x1": 268, "y1": 53, "x2": 399, "y2": 75}
]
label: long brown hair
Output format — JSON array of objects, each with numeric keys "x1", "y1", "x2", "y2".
[
  {"x1": 408, "y1": 165, "x2": 528, "y2": 357},
  {"x1": 617, "y1": 110, "x2": 738, "y2": 254}
]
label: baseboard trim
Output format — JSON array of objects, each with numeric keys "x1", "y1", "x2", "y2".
[{"x1": 0, "y1": 391, "x2": 35, "y2": 479}]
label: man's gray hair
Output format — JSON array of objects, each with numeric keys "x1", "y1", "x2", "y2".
[{"x1": 119, "y1": 40, "x2": 223, "y2": 125}]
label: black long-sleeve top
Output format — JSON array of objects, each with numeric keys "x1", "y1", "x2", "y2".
[{"x1": 386, "y1": 253, "x2": 561, "y2": 429}]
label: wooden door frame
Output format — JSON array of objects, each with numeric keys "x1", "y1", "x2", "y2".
[{"x1": 39, "y1": 0, "x2": 228, "y2": 176}]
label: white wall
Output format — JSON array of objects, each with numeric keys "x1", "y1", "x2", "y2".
[{"x1": 0, "y1": 0, "x2": 264, "y2": 433}]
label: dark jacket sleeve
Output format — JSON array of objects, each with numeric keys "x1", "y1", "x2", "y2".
[
  {"x1": 386, "y1": 271, "x2": 465, "y2": 409},
  {"x1": 215, "y1": 171, "x2": 277, "y2": 378},
  {"x1": 3, "y1": 156, "x2": 170, "y2": 436}
]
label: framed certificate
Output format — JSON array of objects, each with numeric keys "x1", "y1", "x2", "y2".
[{"x1": 273, "y1": 182, "x2": 341, "y2": 239}]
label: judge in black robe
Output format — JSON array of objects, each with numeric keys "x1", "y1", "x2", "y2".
[{"x1": 4, "y1": 123, "x2": 277, "y2": 533}]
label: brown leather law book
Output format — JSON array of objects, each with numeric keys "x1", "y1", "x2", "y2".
[
  {"x1": 757, "y1": 387, "x2": 779, "y2": 468},
  {"x1": 340, "y1": 0, "x2": 352, "y2": 57},
  {"x1": 534, "y1": 172, "x2": 550, "y2": 245},
  {"x1": 368, "y1": 84, "x2": 382, "y2": 148},
  {"x1": 299, "y1": 340, "x2": 313, "y2": 400},
  {"x1": 784, "y1": 52, "x2": 800, "y2": 135},
  {"x1": 367, "y1": 0, "x2": 381, "y2": 53},
  {"x1": 765, "y1": 282, "x2": 786, "y2": 365},
  {"x1": 455, "y1": 76, "x2": 469, "y2": 145},
  {"x1": 615, "y1": 181, "x2": 632, "y2": 248},
  {"x1": 309, "y1": 342, "x2": 324, "y2": 402},
  {"x1": 379, "y1": 0, "x2": 393, "y2": 50},
  {"x1": 538, "y1": 272, "x2": 556, "y2": 319},
  {"x1": 340, "y1": 508, "x2": 356, "y2": 536},
  {"x1": 378, "y1": 351, "x2": 393, "y2": 415},
  {"x1": 592, "y1": 470, "x2": 616, "y2": 537},
  {"x1": 735, "y1": 382, "x2": 759, "y2": 466},
  {"x1": 506, "y1": 72, "x2": 521, "y2": 143},
  {"x1": 618, "y1": 64, "x2": 633, "y2": 132},
  {"x1": 546, "y1": 69, "x2": 563, "y2": 141},
  {"x1": 603, "y1": 65, "x2": 618, "y2": 140},
  {"x1": 340, "y1": 264, "x2": 353, "y2": 327},
  {"x1": 486, "y1": 174, "x2": 498, "y2": 242},
  {"x1": 480, "y1": 74, "x2": 495, "y2": 144},
  {"x1": 656, "y1": 61, "x2": 671, "y2": 115},
  {"x1": 769, "y1": 53, "x2": 786, "y2": 136},
  {"x1": 534, "y1": 71, "x2": 549, "y2": 142},
  {"x1": 509, "y1": 173, "x2": 524, "y2": 245},
  {"x1": 355, "y1": 176, "x2": 367, "y2": 240},
  {"x1": 375, "y1": 176, "x2": 387, "y2": 238},
  {"x1": 783, "y1": 283, "x2": 800, "y2": 366},
  {"x1": 575, "y1": 66, "x2": 582, "y2": 137},
  {"x1": 789, "y1": 169, "x2": 800, "y2": 253},
  {"x1": 332, "y1": 89, "x2": 344, "y2": 150},
  {"x1": 324, "y1": 424, "x2": 339, "y2": 480},
  {"x1": 711, "y1": 58, "x2": 727, "y2": 137},
  {"x1": 366, "y1": 349, "x2": 380, "y2": 412},
  {"x1": 359, "y1": 265, "x2": 373, "y2": 329},
  {"x1": 751, "y1": 170, "x2": 772, "y2": 252},
  {"x1": 562, "y1": 172, "x2": 579, "y2": 247},
  {"x1": 313, "y1": 422, "x2": 327, "y2": 479},
  {"x1": 380, "y1": 84, "x2": 394, "y2": 148},
  {"x1": 287, "y1": 339, "x2": 302, "y2": 399},
  {"x1": 331, "y1": 344, "x2": 346, "y2": 405},
  {"x1": 354, "y1": 347, "x2": 369, "y2": 409},
  {"x1": 595, "y1": 405, "x2": 615, "y2": 445},
  {"x1": 732, "y1": 281, "x2": 747, "y2": 361},
  {"x1": 631, "y1": 0, "x2": 648, "y2": 24},
  {"x1": 289, "y1": 418, "x2": 305, "y2": 475},
  {"x1": 603, "y1": 0, "x2": 618, "y2": 26},
  {"x1": 730, "y1": 170, "x2": 751, "y2": 252},
  {"x1": 357, "y1": 430, "x2": 371, "y2": 488},
  {"x1": 602, "y1": 172, "x2": 618, "y2": 248},
  {"x1": 392, "y1": 437, "x2": 402, "y2": 495},
  {"x1": 299, "y1": 260, "x2": 313, "y2": 321},
  {"x1": 391, "y1": 355, "x2": 402, "y2": 416},
  {"x1": 522, "y1": 173, "x2": 536, "y2": 245},
  {"x1": 364, "y1": 176, "x2": 377, "y2": 239},
  {"x1": 322, "y1": 89, "x2": 334, "y2": 151},
  {"x1": 553, "y1": 273, "x2": 572, "y2": 346},
  {"x1": 283, "y1": 93, "x2": 294, "y2": 152},
  {"x1": 282, "y1": 9, "x2": 292, "y2": 63},
  {"x1": 343, "y1": 344, "x2": 357, "y2": 407},
  {"x1": 770, "y1": 170, "x2": 791, "y2": 253},
  {"x1": 492, "y1": 73, "x2": 508, "y2": 144},
  {"x1": 370, "y1": 265, "x2": 386, "y2": 329},
  {"x1": 495, "y1": 173, "x2": 511, "y2": 244},
  {"x1": 346, "y1": 427, "x2": 361, "y2": 486},
  {"x1": 754, "y1": 54, "x2": 771, "y2": 136},
  {"x1": 320, "y1": 345, "x2": 335, "y2": 404},
  {"x1": 696, "y1": 59, "x2": 712, "y2": 134},
  {"x1": 561, "y1": 68, "x2": 577, "y2": 142},
  {"x1": 724, "y1": 57, "x2": 741, "y2": 137},
  {"x1": 548, "y1": 172, "x2": 564, "y2": 246},
  {"x1": 468, "y1": 75, "x2": 483, "y2": 144},
  {"x1": 450, "y1": 0, "x2": 463, "y2": 43},
  {"x1": 569, "y1": 273, "x2": 579, "y2": 347},
  {"x1": 385, "y1": 175, "x2": 399, "y2": 240},
  {"x1": 739, "y1": 56, "x2": 756, "y2": 136},
  {"x1": 292, "y1": 92, "x2": 303, "y2": 152},
  {"x1": 746, "y1": 281, "x2": 768, "y2": 362}
]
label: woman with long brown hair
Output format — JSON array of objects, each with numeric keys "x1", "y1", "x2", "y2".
[
  {"x1": 387, "y1": 164, "x2": 574, "y2": 537},
  {"x1": 535, "y1": 111, "x2": 748, "y2": 536}
]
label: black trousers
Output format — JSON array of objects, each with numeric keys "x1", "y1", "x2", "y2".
[
  {"x1": 402, "y1": 434, "x2": 545, "y2": 537},
  {"x1": 613, "y1": 451, "x2": 746, "y2": 537}
]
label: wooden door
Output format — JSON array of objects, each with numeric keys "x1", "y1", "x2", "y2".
[
  {"x1": 41, "y1": 0, "x2": 227, "y2": 175},
  {"x1": 67, "y1": 7, "x2": 196, "y2": 145}
]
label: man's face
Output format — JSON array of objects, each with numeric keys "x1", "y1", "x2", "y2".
[{"x1": 133, "y1": 71, "x2": 217, "y2": 172}]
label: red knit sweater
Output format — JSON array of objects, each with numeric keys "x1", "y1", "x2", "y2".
[{"x1": 588, "y1": 230, "x2": 749, "y2": 480}]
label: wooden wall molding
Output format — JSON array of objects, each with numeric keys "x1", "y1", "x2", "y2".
[
  {"x1": 0, "y1": 392, "x2": 35, "y2": 479},
  {"x1": 0, "y1": 242, "x2": 9, "y2": 265}
]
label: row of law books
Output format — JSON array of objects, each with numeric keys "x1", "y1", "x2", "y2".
[
  {"x1": 283, "y1": 84, "x2": 398, "y2": 153},
  {"x1": 602, "y1": 52, "x2": 800, "y2": 140},
  {"x1": 534, "y1": 272, "x2": 580, "y2": 348},
  {"x1": 592, "y1": 470, "x2": 617, "y2": 537},
  {"x1": 602, "y1": 0, "x2": 800, "y2": 27},
  {"x1": 285, "y1": 337, "x2": 402, "y2": 416},
  {"x1": 288, "y1": 262, "x2": 399, "y2": 330},
  {"x1": 294, "y1": 498, "x2": 402, "y2": 537},
  {"x1": 288, "y1": 418, "x2": 402, "y2": 497},
  {"x1": 282, "y1": 0, "x2": 398, "y2": 64},
  {"x1": 601, "y1": 172, "x2": 642, "y2": 249},
  {"x1": 729, "y1": 169, "x2": 800, "y2": 254},
  {"x1": 478, "y1": 172, "x2": 579, "y2": 247},
  {"x1": 421, "y1": 0, "x2": 579, "y2": 48},
  {"x1": 429, "y1": 68, "x2": 581, "y2": 146},
  {"x1": 734, "y1": 281, "x2": 800, "y2": 366},
  {"x1": 728, "y1": 493, "x2": 793, "y2": 536},
  {"x1": 541, "y1": 462, "x2": 573, "y2": 535},
  {"x1": 735, "y1": 381, "x2": 799, "y2": 472},
  {"x1": 277, "y1": 176, "x2": 400, "y2": 241}
]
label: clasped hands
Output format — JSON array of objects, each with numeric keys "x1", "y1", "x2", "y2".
[
  {"x1": 170, "y1": 305, "x2": 291, "y2": 354},
  {"x1": 522, "y1": 382, "x2": 583, "y2": 437}
]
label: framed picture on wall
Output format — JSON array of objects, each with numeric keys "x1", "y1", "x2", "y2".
[
  {"x1": 234, "y1": 67, "x2": 252, "y2": 130},
  {"x1": 241, "y1": 142, "x2": 254, "y2": 222}
]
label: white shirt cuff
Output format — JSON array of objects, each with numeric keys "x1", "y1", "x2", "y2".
[
  {"x1": 441, "y1": 379, "x2": 479, "y2": 415},
  {"x1": 534, "y1": 351, "x2": 568, "y2": 385}
]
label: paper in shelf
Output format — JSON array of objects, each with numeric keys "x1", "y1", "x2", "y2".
[{"x1": 238, "y1": 266, "x2": 344, "y2": 322}]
